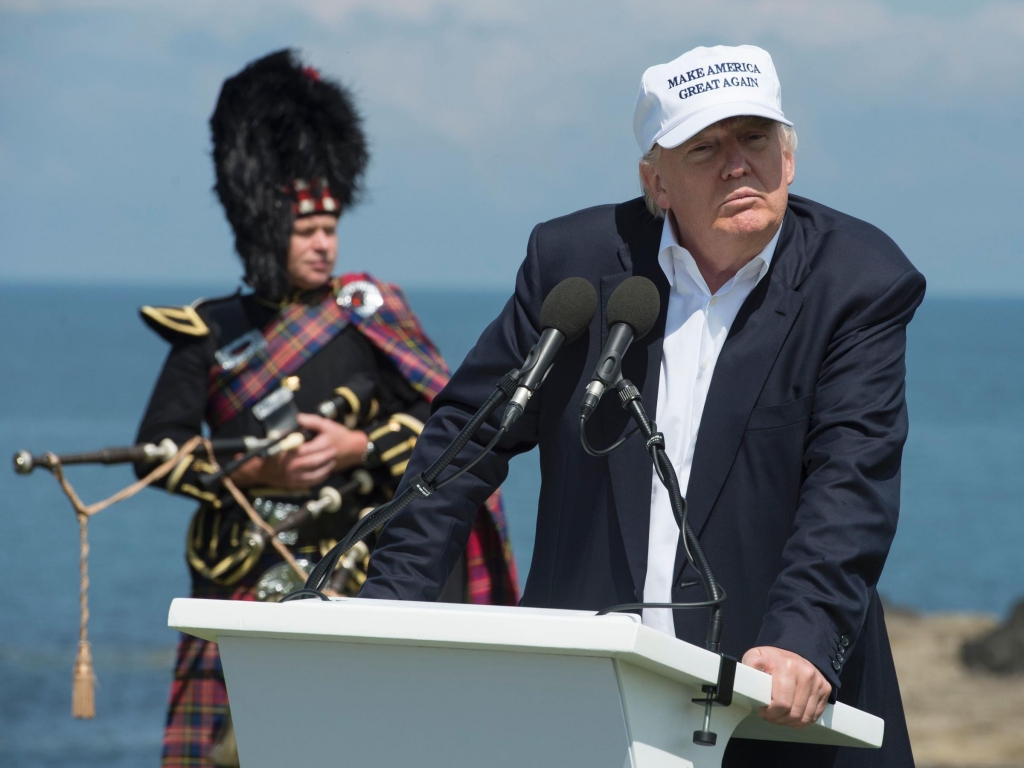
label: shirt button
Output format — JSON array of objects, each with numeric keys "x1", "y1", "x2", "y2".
[
  {"x1": 709, "y1": 297, "x2": 717, "y2": 306},
  {"x1": 701, "y1": 360, "x2": 709, "y2": 371}
]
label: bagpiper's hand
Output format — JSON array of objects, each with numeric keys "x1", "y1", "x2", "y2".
[
  {"x1": 229, "y1": 421, "x2": 338, "y2": 490},
  {"x1": 297, "y1": 413, "x2": 369, "y2": 472},
  {"x1": 742, "y1": 646, "x2": 831, "y2": 728}
]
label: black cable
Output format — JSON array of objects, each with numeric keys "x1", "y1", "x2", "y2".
[
  {"x1": 281, "y1": 588, "x2": 331, "y2": 602},
  {"x1": 597, "y1": 594, "x2": 727, "y2": 616},
  {"x1": 649, "y1": 431, "x2": 694, "y2": 569},
  {"x1": 421, "y1": 373, "x2": 518, "y2": 487},
  {"x1": 301, "y1": 424, "x2": 506, "y2": 596},
  {"x1": 579, "y1": 416, "x2": 641, "y2": 457},
  {"x1": 616, "y1": 380, "x2": 726, "y2": 653},
  {"x1": 292, "y1": 369, "x2": 520, "y2": 598},
  {"x1": 299, "y1": 490, "x2": 412, "y2": 597},
  {"x1": 435, "y1": 427, "x2": 506, "y2": 490},
  {"x1": 292, "y1": 427, "x2": 505, "y2": 601}
]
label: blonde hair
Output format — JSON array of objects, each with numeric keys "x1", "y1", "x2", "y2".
[{"x1": 639, "y1": 119, "x2": 797, "y2": 218}]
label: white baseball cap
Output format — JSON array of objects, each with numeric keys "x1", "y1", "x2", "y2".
[{"x1": 633, "y1": 45, "x2": 792, "y2": 153}]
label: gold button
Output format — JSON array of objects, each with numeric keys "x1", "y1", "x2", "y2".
[{"x1": 283, "y1": 376, "x2": 301, "y2": 392}]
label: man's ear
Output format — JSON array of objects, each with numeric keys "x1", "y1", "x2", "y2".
[
  {"x1": 639, "y1": 161, "x2": 670, "y2": 210},
  {"x1": 639, "y1": 162, "x2": 655, "y2": 197},
  {"x1": 784, "y1": 149, "x2": 796, "y2": 186}
]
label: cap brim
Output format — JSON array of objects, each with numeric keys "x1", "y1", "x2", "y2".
[{"x1": 655, "y1": 102, "x2": 793, "y2": 150}]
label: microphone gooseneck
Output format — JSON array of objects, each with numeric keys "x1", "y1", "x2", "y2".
[
  {"x1": 501, "y1": 277, "x2": 597, "y2": 430},
  {"x1": 591, "y1": 380, "x2": 725, "y2": 649},
  {"x1": 293, "y1": 368, "x2": 522, "y2": 599},
  {"x1": 595, "y1": 380, "x2": 728, "y2": 748},
  {"x1": 581, "y1": 278, "x2": 726, "y2": 744},
  {"x1": 294, "y1": 277, "x2": 598, "y2": 601},
  {"x1": 580, "y1": 276, "x2": 661, "y2": 422}
]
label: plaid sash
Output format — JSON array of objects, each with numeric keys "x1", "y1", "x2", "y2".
[
  {"x1": 203, "y1": 272, "x2": 519, "y2": 605},
  {"x1": 206, "y1": 274, "x2": 449, "y2": 428},
  {"x1": 345, "y1": 274, "x2": 450, "y2": 401}
]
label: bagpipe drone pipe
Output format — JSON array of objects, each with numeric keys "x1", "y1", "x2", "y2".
[{"x1": 12, "y1": 370, "x2": 392, "y2": 594}]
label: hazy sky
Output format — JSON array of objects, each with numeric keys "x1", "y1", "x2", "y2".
[{"x1": 1, "y1": 1, "x2": 1022, "y2": 293}]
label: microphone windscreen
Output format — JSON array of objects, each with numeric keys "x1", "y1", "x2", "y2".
[
  {"x1": 539, "y1": 277, "x2": 598, "y2": 343},
  {"x1": 606, "y1": 276, "x2": 661, "y2": 339}
]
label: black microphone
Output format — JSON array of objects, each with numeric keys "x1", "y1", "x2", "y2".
[
  {"x1": 580, "y1": 276, "x2": 661, "y2": 422},
  {"x1": 500, "y1": 277, "x2": 597, "y2": 430}
]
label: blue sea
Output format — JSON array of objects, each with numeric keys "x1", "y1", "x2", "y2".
[{"x1": 2, "y1": 284, "x2": 1022, "y2": 766}]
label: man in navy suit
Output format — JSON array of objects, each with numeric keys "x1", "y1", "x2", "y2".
[{"x1": 361, "y1": 44, "x2": 925, "y2": 766}]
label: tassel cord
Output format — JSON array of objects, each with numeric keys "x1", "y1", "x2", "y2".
[
  {"x1": 45, "y1": 435, "x2": 205, "y2": 719},
  {"x1": 44, "y1": 435, "x2": 338, "y2": 718}
]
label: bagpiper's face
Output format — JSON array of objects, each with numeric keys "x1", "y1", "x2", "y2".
[{"x1": 287, "y1": 214, "x2": 338, "y2": 291}]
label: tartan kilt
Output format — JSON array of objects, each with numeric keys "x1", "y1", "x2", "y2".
[
  {"x1": 162, "y1": 576, "x2": 257, "y2": 768},
  {"x1": 161, "y1": 633, "x2": 229, "y2": 768}
]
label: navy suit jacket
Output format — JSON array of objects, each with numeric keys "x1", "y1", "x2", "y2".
[{"x1": 361, "y1": 195, "x2": 925, "y2": 767}]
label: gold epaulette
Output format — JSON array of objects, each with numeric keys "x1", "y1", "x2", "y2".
[{"x1": 140, "y1": 303, "x2": 210, "y2": 342}]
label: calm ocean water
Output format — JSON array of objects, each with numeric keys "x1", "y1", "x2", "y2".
[{"x1": 2, "y1": 283, "x2": 1022, "y2": 765}]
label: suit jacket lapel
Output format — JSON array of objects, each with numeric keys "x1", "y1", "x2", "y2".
[
  {"x1": 673, "y1": 222, "x2": 805, "y2": 581},
  {"x1": 603, "y1": 210, "x2": 669, "y2": 599}
]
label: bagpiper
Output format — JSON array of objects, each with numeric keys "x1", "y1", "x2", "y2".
[{"x1": 135, "y1": 49, "x2": 518, "y2": 768}]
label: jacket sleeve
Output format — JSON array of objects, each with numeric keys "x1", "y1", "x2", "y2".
[
  {"x1": 134, "y1": 337, "x2": 224, "y2": 508},
  {"x1": 359, "y1": 225, "x2": 548, "y2": 601},
  {"x1": 755, "y1": 268, "x2": 926, "y2": 689}
]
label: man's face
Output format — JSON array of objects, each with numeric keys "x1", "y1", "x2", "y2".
[
  {"x1": 287, "y1": 214, "x2": 338, "y2": 291},
  {"x1": 644, "y1": 117, "x2": 794, "y2": 256}
]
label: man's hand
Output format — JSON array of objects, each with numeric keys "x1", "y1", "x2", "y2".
[
  {"x1": 229, "y1": 413, "x2": 368, "y2": 490},
  {"x1": 741, "y1": 646, "x2": 831, "y2": 728},
  {"x1": 295, "y1": 413, "x2": 368, "y2": 472}
]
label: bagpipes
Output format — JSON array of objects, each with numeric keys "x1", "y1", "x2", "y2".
[
  {"x1": 15, "y1": 436, "x2": 263, "y2": 475},
  {"x1": 12, "y1": 370, "x2": 418, "y2": 719},
  {"x1": 13, "y1": 369, "x2": 381, "y2": 476}
]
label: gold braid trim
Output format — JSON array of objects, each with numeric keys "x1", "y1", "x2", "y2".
[
  {"x1": 185, "y1": 511, "x2": 264, "y2": 585},
  {"x1": 388, "y1": 413, "x2": 425, "y2": 435},
  {"x1": 165, "y1": 455, "x2": 194, "y2": 493},
  {"x1": 332, "y1": 386, "x2": 361, "y2": 428},
  {"x1": 140, "y1": 305, "x2": 209, "y2": 337},
  {"x1": 203, "y1": 439, "x2": 339, "y2": 597},
  {"x1": 368, "y1": 420, "x2": 401, "y2": 443},
  {"x1": 379, "y1": 437, "x2": 417, "y2": 464},
  {"x1": 180, "y1": 483, "x2": 222, "y2": 509},
  {"x1": 191, "y1": 459, "x2": 218, "y2": 475}
]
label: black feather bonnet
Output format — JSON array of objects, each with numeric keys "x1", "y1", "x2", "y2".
[{"x1": 210, "y1": 49, "x2": 368, "y2": 301}]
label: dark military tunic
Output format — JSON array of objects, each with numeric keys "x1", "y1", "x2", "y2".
[
  {"x1": 138, "y1": 283, "x2": 475, "y2": 768},
  {"x1": 135, "y1": 288, "x2": 462, "y2": 598}
]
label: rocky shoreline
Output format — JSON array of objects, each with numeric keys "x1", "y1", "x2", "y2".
[{"x1": 888, "y1": 609, "x2": 1024, "y2": 767}]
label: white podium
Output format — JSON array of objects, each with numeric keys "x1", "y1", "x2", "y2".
[{"x1": 169, "y1": 597, "x2": 882, "y2": 768}]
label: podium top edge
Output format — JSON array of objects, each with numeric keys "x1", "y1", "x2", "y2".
[
  {"x1": 168, "y1": 597, "x2": 883, "y2": 748},
  {"x1": 168, "y1": 595, "x2": 717, "y2": 676}
]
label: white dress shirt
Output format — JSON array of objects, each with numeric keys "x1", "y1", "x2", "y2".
[{"x1": 642, "y1": 216, "x2": 781, "y2": 635}]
